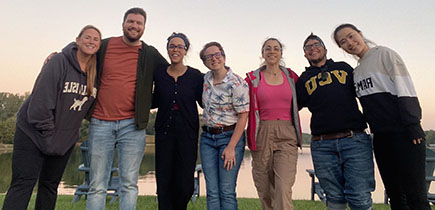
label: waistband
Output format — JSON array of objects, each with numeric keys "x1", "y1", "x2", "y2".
[
  {"x1": 202, "y1": 124, "x2": 236, "y2": 134},
  {"x1": 259, "y1": 120, "x2": 293, "y2": 126},
  {"x1": 312, "y1": 130, "x2": 365, "y2": 141}
]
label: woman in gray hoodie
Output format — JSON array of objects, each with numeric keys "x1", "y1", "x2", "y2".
[{"x1": 2, "y1": 25, "x2": 101, "y2": 210}]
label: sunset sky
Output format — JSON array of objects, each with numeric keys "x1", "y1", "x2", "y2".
[{"x1": 1, "y1": 0, "x2": 434, "y2": 132}]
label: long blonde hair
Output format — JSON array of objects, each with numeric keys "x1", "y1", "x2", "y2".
[{"x1": 77, "y1": 25, "x2": 101, "y2": 96}]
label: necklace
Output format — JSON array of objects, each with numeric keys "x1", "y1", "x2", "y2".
[{"x1": 265, "y1": 71, "x2": 279, "y2": 76}]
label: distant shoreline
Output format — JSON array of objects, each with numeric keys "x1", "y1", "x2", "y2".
[
  {"x1": 0, "y1": 138, "x2": 312, "y2": 154},
  {"x1": 0, "y1": 144, "x2": 13, "y2": 154}
]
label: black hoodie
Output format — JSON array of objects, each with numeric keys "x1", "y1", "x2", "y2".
[
  {"x1": 296, "y1": 59, "x2": 366, "y2": 135},
  {"x1": 16, "y1": 42, "x2": 97, "y2": 155}
]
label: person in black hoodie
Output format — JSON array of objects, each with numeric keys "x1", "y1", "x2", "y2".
[
  {"x1": 2, "y1": 25, "x2": 101, "y2": 210},
  {"x1": 296, "y1": 33, "x2": 375, "y2": 210}
]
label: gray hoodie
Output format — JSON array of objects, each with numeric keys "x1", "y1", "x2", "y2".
[{"x1": 16, "y1": 42, "x2": 97, "y2": 155}]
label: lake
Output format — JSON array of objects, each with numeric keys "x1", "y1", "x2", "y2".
[{"x1": 0, "y1": 143, "x2": 432, "y2": 204}]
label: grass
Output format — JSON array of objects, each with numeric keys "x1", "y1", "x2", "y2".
[{"x1": 3, "y1": 194, "x2": 432, "y2": 210}]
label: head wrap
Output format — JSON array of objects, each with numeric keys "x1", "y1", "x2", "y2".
[{"x1": 167, "y1": 33, "x2": 190, "y2": 50}]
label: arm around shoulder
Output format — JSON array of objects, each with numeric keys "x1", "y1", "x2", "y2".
[{"x1": 149, "y1": 45, "x2": 168, "y2": 66}]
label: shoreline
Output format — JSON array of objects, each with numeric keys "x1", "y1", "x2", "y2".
[{"x1": 0, "y1": 139, "x2": 311, "y2": 152}]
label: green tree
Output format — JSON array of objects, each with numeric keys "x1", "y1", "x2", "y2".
[
  {"x1": 78, "y1": 120, "x2": 90, "y2": 142},
  {"x1": 0, "y1": 116, "x2": 16, "y2": 144},
  {"x1": 0, "y1": 92, "x2": 27, "y2": 121},
  {"x1": 0, "y1": 92, "x2": 27, "y2": 144},
  {"x1": 426, "y1": 130, "x2": 435, "y2": 145}
]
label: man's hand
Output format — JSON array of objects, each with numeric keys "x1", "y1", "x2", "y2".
[{"x1": 43, "y1": 52, "x2": 58, "y2": 65}]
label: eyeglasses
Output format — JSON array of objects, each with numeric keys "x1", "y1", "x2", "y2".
[
  {"x1": 205, "y1": 52, "x2": 225, "y2": 61},
  {"x1": 263, "y1": 46, "x2": 282, "y2": 52},
  {"x1": 304, "y1": 42, "x2": 323, "y2": 51},
  {"x1": 168, "y1": 44, "x2": 187, "y2": 50}
]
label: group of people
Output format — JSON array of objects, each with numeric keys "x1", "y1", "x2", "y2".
[{"x1": 1, "y1": 6, "x2": 429, "y2": 210}]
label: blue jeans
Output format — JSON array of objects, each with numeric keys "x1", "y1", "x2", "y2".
[
  {"x1": 86, "y1": 118, "x2": 146, "y2": 210},
  {"x1": 311, "y1": 133, "x2": 375, "y2": 210},
  {"x1": 200, "y1": 130, "x2": 245, "y2": 210}
]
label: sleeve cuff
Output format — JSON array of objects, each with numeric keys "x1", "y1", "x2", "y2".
[{"x1": 407, "y1": 123, "x2": 425, "y2": 139}]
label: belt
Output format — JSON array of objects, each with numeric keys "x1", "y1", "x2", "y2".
[
  {"x1": 202, "y1": 124, "x2": 236, "y2": 134},
  {"x1": 312, "y1": 130, "x2": 365, "y2": 141}
]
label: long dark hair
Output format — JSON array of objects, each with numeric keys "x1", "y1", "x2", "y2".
[
  {"x1": 333, "y1": 23, "x2": 361, "y2": 46},
  {"x1": 332, "y1": 23, "x2": 376, "y2": 48}
]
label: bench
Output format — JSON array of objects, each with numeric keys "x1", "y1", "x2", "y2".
[
  {"x1": 191, "y1": 164, "x2": 202, "y2": 202},
  {"x1": 308, "y1": 147, "x2": 435, "y2": 205},
  {"x1": 306, "y1": 169, "x2": 326, "y2": 202},
  {"x1": 425, "y1": 148, "x2": 435, "y2": 205},
  {"x1": 73, "y1": 141, "x2": 203, "y2": 203},
  {"x1": 72, "y1": 141, "x2": 120, "y2": 203}
]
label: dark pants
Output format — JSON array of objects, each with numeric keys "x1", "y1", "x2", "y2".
[
  {"x1": 2, "y1": 127, "x2": 74, "y2": 210},
  {"x1": 373, "y1": 131, "x2": 430, "y2": 210},
  {"x1": 155, "y1": 111, "x2": 198, "y2": 210}
]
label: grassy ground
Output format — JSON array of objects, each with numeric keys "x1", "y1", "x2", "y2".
[{"x1": 3, "y1": 194, "x2": 431, "y2": 210}]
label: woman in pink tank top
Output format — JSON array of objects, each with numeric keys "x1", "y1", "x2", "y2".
[{"x1": 245, "y1": 38, "x2": 302, "y2": 210}]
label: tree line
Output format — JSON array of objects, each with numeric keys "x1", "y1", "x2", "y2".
[
  {"x1": 1, "y1": 92, "x2": 434, "y2": 145},
  {"x1": 0, "y1": 92, "x2": 157, "y2": 144}
]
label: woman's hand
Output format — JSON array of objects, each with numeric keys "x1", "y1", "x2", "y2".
[
  {"x1": 413, "y1": 138, "x2": 422, "y2": 144},
  {"x1": 220, "y1": 112, "x2": 248, "y2": 171},
  {"x1": 222, "y1": 145, "x2": 236, "y2": 171}
]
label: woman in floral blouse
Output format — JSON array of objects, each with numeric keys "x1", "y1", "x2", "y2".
[{"x1": 199, "y1": 41, "x2": 249, "y2": 210}]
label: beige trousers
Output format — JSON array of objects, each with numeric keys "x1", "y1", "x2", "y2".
[{"x1": 251, "y1": 120, "x2": 298, "y2": 210}]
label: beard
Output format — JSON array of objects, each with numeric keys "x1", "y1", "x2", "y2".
[
  {"x1": 123, "y1": 28, "x2": 143, "y2": 43},
  {"x1": 310, "y1": 55, "x2": 326, "y2": 66}
]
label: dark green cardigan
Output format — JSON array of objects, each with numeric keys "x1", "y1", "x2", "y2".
[{"x1": 86, "y1": 38, "x2": 168, "y2": 129}]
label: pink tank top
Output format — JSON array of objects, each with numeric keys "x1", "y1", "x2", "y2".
[{"x1": 257, "y1": 71, "x2": 293, "y2": 121}]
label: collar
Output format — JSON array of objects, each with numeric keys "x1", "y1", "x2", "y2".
[
  {"x1": 205, "y1": 67, "x2": 233, "y2": 85},
  {"x1": 305, "y1": 59, "x2": 334, "y2": 71},
  {"x1": 358, "y1": 46, "x2": 377, "y2": 63}
]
